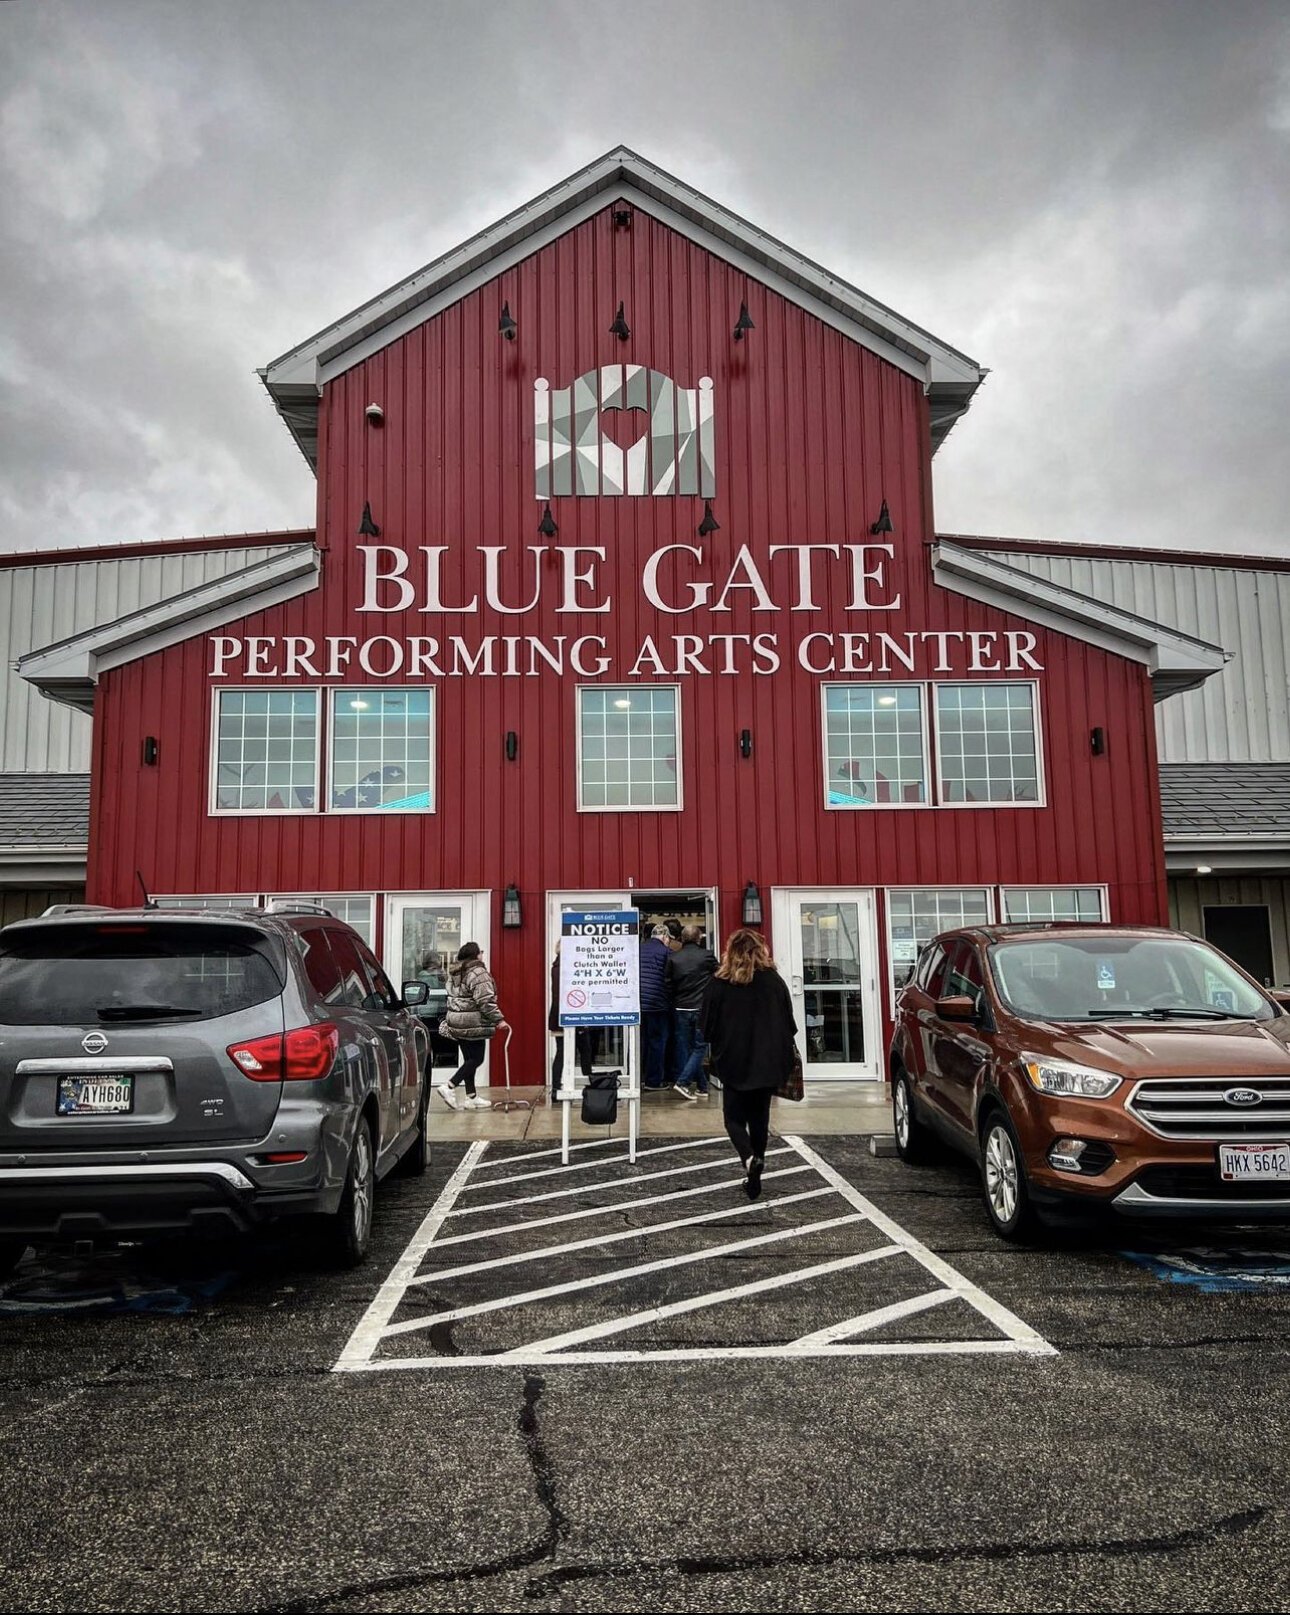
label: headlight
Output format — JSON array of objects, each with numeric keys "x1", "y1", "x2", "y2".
[{"x1": 1021, "y1": 1055, "x2": 1122, "y2": 1099}]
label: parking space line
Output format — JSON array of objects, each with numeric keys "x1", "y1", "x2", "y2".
[
  {"x1": 793, "y1": 1288, "x2": 956, "y2": 1346},
  {"x1": 358, "y1": 1338, "x2": 1043, "y2": 1370},
  {"x1": 385, "y1": 1212, "x2": 870, "y2": 1337},
  {"x1": 467, "y1": 1136, "x2": 625, "y2": 1173},
  {"x1": 461, "y1": 1137, "x2": 724, "y2": 1190},
  {"x1": 409, "y1": 1186, "x2": 837, "y2": 1286}
]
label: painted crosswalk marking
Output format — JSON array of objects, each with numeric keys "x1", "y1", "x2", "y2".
[{"x1": 334, "y1": 1134, "x2": 1056, "y2": 1372}]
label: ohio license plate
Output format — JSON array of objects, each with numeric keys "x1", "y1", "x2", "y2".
[
  {"x1": 56, "y1": 1075, "x2": 134, "y2": 1116},
  {"x1": 1219, "y1": 1142, "x2": 1290, "y2": 1182}
]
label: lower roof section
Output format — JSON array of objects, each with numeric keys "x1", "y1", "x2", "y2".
[{"x1": 1162, "y1": 763, "x2": 1290, "y2": 872}]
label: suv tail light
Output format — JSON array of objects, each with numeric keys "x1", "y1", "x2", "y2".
[{"x1": 228, "y1": 1024, "x2": 339, "y2": 1082}]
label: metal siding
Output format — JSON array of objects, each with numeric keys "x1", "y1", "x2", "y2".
[
  {"x1": 0, "y1": 547, "x2": 307, "y2": 773},
  {"x1": 987, "y1": 552, "x2": 1290, "y2": 764},
  {"x1": 1169, "y1": 875, "x2": 1290, "y2": 986},
  {"x1": 87, "y1": 207, "x2": 1166, "y2": 1082}
]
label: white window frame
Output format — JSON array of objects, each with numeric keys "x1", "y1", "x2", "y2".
[
  {"x1": 576, "y1": 683, "x2": 684, "y2": 814},
  {"x1": 931, "y1": 679, "x2": 1045, "y2": 810},
  {"x1": 267, "y1": 892, "x2": 378, "y2": 943},
  {"x1": 209, "y1": 687, "x2": 321, "y2": 818},
  {"x1": 326, "y1": 686, "x2": 436, "y2": 817},
  {"x1": 883, "y1": 885, "x2": 996, "y2": 1011},
  {"x1": 152, "y1": 893, "x2": 257, "y2": 910},
  {"x1": 998, "y1": 885, "x2": 1109, "y2": 925},
  {"x1": 820, "y1": 683, "x2": 932, "y2": 812}
]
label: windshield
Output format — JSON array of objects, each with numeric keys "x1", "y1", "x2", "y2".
[
  {"x1": 988, "y1": 934, "x2": 1275, "y2": 1024},
  {"x1": 0, "y1": 923, "x2": 284, "y2": 1026}
]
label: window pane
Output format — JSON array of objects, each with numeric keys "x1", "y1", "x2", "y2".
[
  {"x1": 823, "y1": 685, "x2": 926, "y2": 807},
  {"x1": 936, "y1": 684, "x2": 1039, "y2": 804},
  {"x1": 153, "y1": 895, "x2": 256, "y2": 911},
  {"x1": 330, "y1": 689, "x2": 434, "y2": 812},
  {"x1": 213, "y1": 690, "x2": 317, "y2": 811},
  {"x1": 887, "y1": 887, "x2": 992, "y2": 1003},
  {"x1": 1001, "y1": 887, "x2": 1106, "y2": 925},
  {"x1": 579, "y1": 687, "x2": 679, "y2": 810},
  {"x1": 271, "y1": 895, "x2": 375, "y2": 944}
]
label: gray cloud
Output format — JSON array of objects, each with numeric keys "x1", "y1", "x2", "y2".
[{"x1": 1, "y1": 0, "x2": 1287, "y2": 555}]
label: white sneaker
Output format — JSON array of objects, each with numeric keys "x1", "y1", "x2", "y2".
[
  {"x1": 435, "y1": 1082, "x2": 460, "y2": 1110},
  {"x1": 672, "y1": 1083, "x2": 698, "y2": 1101},
  {"x1": 465, "y1": 1095, "x2": 492, "y2": 1110}
]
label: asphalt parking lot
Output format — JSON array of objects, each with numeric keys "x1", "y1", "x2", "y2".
[{"x1": 1, "y1": 1134, "x2": 1288, "y2": 1614}]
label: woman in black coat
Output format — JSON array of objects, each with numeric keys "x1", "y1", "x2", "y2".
[{"x1": 700, "y1": 928, "x2": 798, "y2": 1199}]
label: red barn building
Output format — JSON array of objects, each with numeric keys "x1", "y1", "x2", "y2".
[{"x1": 19, "y1": 149, "x2": 1224, "y2": 1093}]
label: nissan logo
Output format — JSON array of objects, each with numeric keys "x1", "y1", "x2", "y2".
[
  {"x1": 1224, "y1": 1087, "x2": 1263, "y2": 1107},
  {"x1": 81, "y1": 1031, "x2": 108, "y2": 1055}
]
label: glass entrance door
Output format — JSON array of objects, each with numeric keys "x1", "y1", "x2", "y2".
[
  {"x1": 772, "y1": 888, "x2": 881, "y2": 1082},
  {"x1": 385, "y1": 892, "x2": 491, "y2": 1077}
]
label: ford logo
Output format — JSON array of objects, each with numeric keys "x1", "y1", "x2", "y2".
[
  {"x1": 81, "y1": 1031, "x2": 108, "y2": 1055},
  {"x1": 1224, "y1": 1087, "x2": 1262, "y2": 1107}
]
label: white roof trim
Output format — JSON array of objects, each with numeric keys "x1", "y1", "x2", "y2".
[
  {"x1": 18, "y1": 545, "x2": 321, "y2": 713},
  {"x1": 931, "y1": 541, "x2": 1229, "y2": 701},
  {"x1": 261, "y1": 147, "x2": 983, "y2": 468}
]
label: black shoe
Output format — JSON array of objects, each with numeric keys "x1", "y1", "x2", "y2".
[{"x1": 746, "y1": 1155, "x2": 765, "y2": 1201}]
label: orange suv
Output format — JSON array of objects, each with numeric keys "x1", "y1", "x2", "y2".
[{"x1": 889, "y1": 925, "x2": 1290, "y2": 1240}]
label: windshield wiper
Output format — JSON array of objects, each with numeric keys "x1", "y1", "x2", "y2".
[
  {"x1": 96, "y1": 1004, "x2": 203, "y2": 1021},
  {"x1": 1084, "y1": 1006, "x2": 1243, "y2": 1021}
]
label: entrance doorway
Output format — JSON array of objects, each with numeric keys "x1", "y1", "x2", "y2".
[
  {"x1": 771, "y1": 888, "x2": 882, "y2": 1083},
  {"x1": 1204, "y1": 904, "x2": 1275, "y2": 986},
  {"x1": 385, "y1": 891, "x2": 491, "y2": 1075}
]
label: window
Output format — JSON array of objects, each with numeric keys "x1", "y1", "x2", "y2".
[
  {"x1": 913, "y1": 942, "x2": 948, "y2": 997},
  {"x1": 329, "y1": 688, "x2": 433, "y2": 813},
  {"x1": 324, "y1": 927, "x2": 376, "y2": 1009},
  {"x1": 213, "y1": 690, "x2": 319, "y2": 813},
  {"x1": 1001, "y1": 887, "x2": 1106, "y2": 924},
  {"x1": 153, "y1": 895, "x2": 256, "y2": 911},
  {"x1": 935, "y1": 683, "x2": 1040, "y2": 805},
  {"x1": 300, "y1": 927, "x2": 346, "y2": 1005},
  {"x1": 270, "y1": 895, "x2": 376, "y2": 944},
  {"x1": 823, "y1": 685, "x2": 927, "y2": 808},
  {"x1": 578, "y1": 685, "x2": 681, "y2": 811},
  {"x1": 886, "y1": 888, "x2": 993, "y2": 1005},
  {"x1": 944, "y1": 942, "x2": 986, "y2": 1012},
  {"x1": 356, "y1": 940, "x2": 399, "y2": 1010}
]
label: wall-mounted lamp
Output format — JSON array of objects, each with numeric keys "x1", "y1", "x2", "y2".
[
  {"x1": 613, "y1": 207, "x2": 632, "y2": 229},
  {"x1": 733, "y1": 301, "x2": 755, "y2": 340},
  {"x1": 358, "y1": 501, "x2": 380, "y2": 537},
  {"x1": 142, "y1": 736, "x2": 159, "y2": 767},
  {"x1": 503, "y1": 884, "x2": 523, "y2": 928},
  {"x1": 742, "y1": 881, "x2": 763, "y2": 927},
  {"x1": 1090, "y1": 726, "x2": 1106, "y2": 756},
  {"x1": 697, "y1": 500, "x2": 720, "y2": 537},
  {"x1": 609, "y1": 301, "x2": 631, "y2": 341},
  {"x1": 739, "y1": 728, "x2": 753, "y2": 759},
  {"x1": 499, "y1": 301, "x2": 517, "y2": 340},
  {"x1": 537, "y1": 502, "x2": 558, "y2": 538},
  {"x1": 364, "y1": 402, "x2": 384, "y2": 424},
  {"x1": 505, "y1": 730, "x2": 518, "y2": 762},
  {"x1": 869, "y1": 499, "x2": 893, "y2": 536}
]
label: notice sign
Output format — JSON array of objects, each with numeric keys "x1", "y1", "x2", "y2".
[{"x1": 559, "y1": 911, "x2": 640, "y2": 1026}]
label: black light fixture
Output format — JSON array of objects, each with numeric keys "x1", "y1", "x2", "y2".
[
  {"x1": 742, "y1": 881, "x2": 763, "y2": 927},
  {"x1": 142, "y1": 736, "x2": 159, "y2": 767},
  {"x1": 869, "y1": 499, "x2": 893, "y2": 536},
  {"x1": 358, "y1": 501, "x2": 380, "y2": 537},
  {"x1": 613, "y1": 207, "x2": 632, "y2": 229},
  {"x1": 1090, "y1": 726, "x2": 1106, "y2": 756},
  {"x1": 503, "y1": 884, "x2": 523, "y2": 928},
  {"x1": 697, "y1": 500, "x2": 720, "y2": 537},
  {"x1": 733, "y1": 301, "x2": 755, "y2": 340},
  {"x1": 505, "y1": 730, "x2": 518, "y2": 762},
  {"x1": 499, "y1": 301, "x2": 517, "y2": 340},
  {"x1": 739, "y1": 728, "x2": 753, "y2": 759},
  {"x1": 537, "y1": 502, "x2": 558, "y2": 537},
  {"x1": 609, "y1": 301, "x2": 631, "y2": 341}
]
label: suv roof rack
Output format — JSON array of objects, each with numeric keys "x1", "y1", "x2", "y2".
[
  {"x1": 39, "y1": 903, "x2": 117, "y2": 916},
  {"x1": 259, "y1": 901, "x2": 336, "y2": 918}
]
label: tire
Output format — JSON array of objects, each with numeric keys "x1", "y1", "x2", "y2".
[
  {"x1": 891, "y1": 1066, "x2": 934, "y2": 1165},
  {"x1": 399, "y1": 1082, "x2": 431, "y2": 1177},
  {"x1": 979, "y1": 1106, "x2": 1040, "y2": 1243},
  {"x1": 321, "y1": 1116, "x2": 376, "y2": 1268}
]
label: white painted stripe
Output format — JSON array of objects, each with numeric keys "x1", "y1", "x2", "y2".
[
  {"x1": 409, "y1": 1187, "x2": 837, "y2": 1285},
  {"x1": 383, "y1": 1213, "x2": 869, "y2": 1338},
  {"x1": 461, "y1": 1136, "x2": 724, "y2": 1190},
  {"x1": 423, "y1": 1164, "x2": 816, "y2": 1249},
  {"x1": 781, "y1": 1136, "x2": 1057, "y2": 1356},
  {"x1": 793, "y1": 1288, "x2": 955, "y2": 1347},
  {"x1": 332, "y1": 1140, "x2": 488, "y2": 1372},
  {"x1": 451, "y1": 1146, "x2": 793, "y2": 1217},
  {"x1": 338, "y1": 1338, "x2": 1051, "y2": 1371},
  {"x1": 467, "y1": 1136, "x2": 627, "y2": 1173},
  {"x1": 508, "y1": 1244, "x2": 903, "y2": 1357}
]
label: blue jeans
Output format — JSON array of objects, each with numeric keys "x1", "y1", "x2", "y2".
[
  {"x1": 642, "y1": 1010, "x2": 671, "y2": 1087},
  {"x1": 674, "y1": 1010, "x2": 708, "y2": 1092}
]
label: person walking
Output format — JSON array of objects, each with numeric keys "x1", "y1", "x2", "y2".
[
  {"x1": 700, "y1": 929, "x2": 797, "y2": 1199},
  {"x1": 436, "y1": 942, "x2": 506, "y2": 1111},
  {"x1": 639, "y1": 922, "x2": 674, "y2": 1089},
  {"x1": 549, "y1": 942, "x2": 599, "y2": 1094},
  {"x1": 668, "y1": 923, "x2": 717, "y2": 1099}
]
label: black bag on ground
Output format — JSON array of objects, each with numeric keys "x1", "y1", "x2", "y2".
[{"x1": 581, "y1": 1071, "x2": 620, "y2": 1125}]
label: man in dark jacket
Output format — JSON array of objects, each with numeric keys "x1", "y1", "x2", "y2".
[
  {"x1": 667, "y1": 925, "x2": 718, "y2": 1097},
  {"x1": 639, "y1": 923, "x2": 673, "y2": 1089}
]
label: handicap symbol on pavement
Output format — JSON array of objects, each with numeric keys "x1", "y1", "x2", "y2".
[{"x1": 1121, "y1": 1246, "x2": 1290, "y2": 1292}]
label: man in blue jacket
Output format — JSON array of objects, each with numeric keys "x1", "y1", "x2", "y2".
[{"x1": 639, "y1": 922, "x2": 674, "y2": 1089}]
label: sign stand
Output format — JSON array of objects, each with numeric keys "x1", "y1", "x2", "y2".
[
  {"x1": 557, "y1": 1024, "x2": 640, "y2": 1166},
  {"x1": 556, "y1": 909, "x2": 641, "y2": 1166}
]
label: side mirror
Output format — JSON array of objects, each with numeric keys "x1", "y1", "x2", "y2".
[
  {"x1": 936, "y1": 994, "x2": 979, "y2": 1023},
  {"x1": 402, "y1": 981, "x2": 430, "y2": 1007}
]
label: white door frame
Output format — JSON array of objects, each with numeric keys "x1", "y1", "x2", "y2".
[
  {"x1": 771, "y1": 886, "x2": 882, "y2": 1083},
  {"x1": 385, "y1": 890, "x2": 492, "y2": 1082}
]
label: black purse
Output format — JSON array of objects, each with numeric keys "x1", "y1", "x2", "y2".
[{"x1": 581, "y1": 1071, "x2": 621, "y2": 1125}]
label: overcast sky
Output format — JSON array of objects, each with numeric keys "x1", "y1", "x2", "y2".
[{"x1": 1, "y1": 0, "x2": 1287, "y2": 557}]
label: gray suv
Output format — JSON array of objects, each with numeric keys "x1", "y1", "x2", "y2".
[{"x1": 0, "y1": 905, "x2": 432, "y2": 1269}]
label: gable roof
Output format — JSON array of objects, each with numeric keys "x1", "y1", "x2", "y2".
[
  {"x1": 1161, "y1": 764, "x2": 1290, "y2": 846},
  {"x1": 260, "y1": 146, "x2": 984, "y2": 471},
  {"x1": 0, "y1": 774, "x2": 90, "y2": 853}
]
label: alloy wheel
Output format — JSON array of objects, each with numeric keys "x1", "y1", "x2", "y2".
[
  {"x1": 894, "y1": 1079, "x2": 910, "y2": 1147},
  {"x1": 984, "y1": 1122, "x2": 1019, "y2": 1225},
  {"x1": 351, "y1": 1125, "x2": 374, "y2": 1246}
]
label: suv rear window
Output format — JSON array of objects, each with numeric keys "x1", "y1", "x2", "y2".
[{"x1": 0, "y1": 922, "x2": 284, "y2": 1026}]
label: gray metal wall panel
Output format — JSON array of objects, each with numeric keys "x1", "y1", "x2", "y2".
[
  {"x1": 985, "y1": 552, "x2": 1290, "y2": 764},
  {"x1": 1169, "y1": 874, "x2": 1290, "y2": 986},
  {"x1": 0, "y1": 547, "x2": 304, "y2": 772}
]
